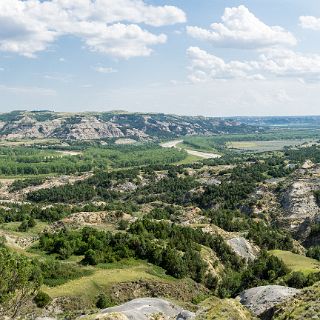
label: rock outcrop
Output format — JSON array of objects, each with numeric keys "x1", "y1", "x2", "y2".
[
  {"x1": 280, "y1": 174, "x2": 320, "y2": 240},
  {"x1": 227, "y1": 237, "x2": 259, "y2": 261},
  {"x1": 238, "y1": 285, "x2": 300, "y2": 317},
  {"x1": 100, "y1": 298, "x2": 195, "y2": 320},
  {"x1": 0, "y1": 111, "x2": 260, "y2": 141}
]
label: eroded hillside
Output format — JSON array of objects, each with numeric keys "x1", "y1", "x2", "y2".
[{"x1": 0, "y1": 111, "x2": 259, "y2": 141}]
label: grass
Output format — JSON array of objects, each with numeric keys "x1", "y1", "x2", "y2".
[
  {"x1": 198, "y1": 296, "x2": 256, "y2": 320},
  {"x1": 0, "y1": 138, "x2": 60, "y2": 146},
  {"x1": 270, "y1": 250, "x2": 320, "y2": 275},
  {"x1": 227, "y1": 139, "x2": 314, "y2": 152},
  {"x1": 43, "y1": 260, "x2": 175, "y2": 302},
  {"x1": 178, "y1": 138, "x2": 218, "y2": 153},
  {"x1": 174, "y1": 154, "x2": 202, "y2": 165},
  {"x1": 0, "y1": 220, "x2": 49, "y2": 236}
]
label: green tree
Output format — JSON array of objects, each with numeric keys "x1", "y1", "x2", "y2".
[{"x1": 0, "y1": 247, "x2": 42, "y2": 318}]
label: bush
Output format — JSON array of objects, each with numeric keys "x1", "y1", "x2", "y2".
[
  {"x1": 28, "y1": 217, "x2": 36, "y2": 228},
  {"x1": 307, "y1": 246, "x2": 320, "y2": 261},
  {"x1": 18, "y1": 220, "x2": 29, "y2": 232},
  {"x1": 33, "y1": 291, "x2": 52, "y2": 308},
  {"x1": 205, "y1": 273, "x2": 218, "y2": 291},
  {"x1": 96, "y1": 293, "x2": 112, "y2": 309},
  {"x1": 286, "y1": 272, "x2": 308, "y2": 289},
  {"x1": 118, "y1": 219, "x2": 129, "y2": 230}
]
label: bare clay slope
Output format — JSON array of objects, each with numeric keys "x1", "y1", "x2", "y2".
[{"x1": 0, "y1": 111, "x2": 258, "y2": 140}]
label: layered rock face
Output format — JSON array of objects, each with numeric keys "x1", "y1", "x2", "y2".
[
  {"x1": 0, "y1": 111, "x2": 259, "y2": 140},
  {"x1": 280, "y1": 164, "x2": 320, "y2": 240}
]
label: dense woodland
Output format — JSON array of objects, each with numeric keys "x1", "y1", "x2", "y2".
[{"x1": 0, "y1": 144, "x2": 187, "y2": 176}]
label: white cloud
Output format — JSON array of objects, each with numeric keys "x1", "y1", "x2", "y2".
[
  {"x1": 0, "y1": 1, "x2": 58, "y2": 58},
  {"x1": 259, "y1": 48, "x2": 320, "y2": 80},
  {"x1": 187, "y1": 46, "x2": 260, "y2": 82},
  {"x1": 0, "y1": 0, "x2": 186, "y2": 58},
  {"x1": 187, "y1": 47, "x2": 320, "y2": 83},
  {"x1": 77, "y1": 22, "x2": 166, "y2": 59},
  {"x1": 87, "y1": 0, "x2": 186, "y2": 27},
  {"x1": 52, "y1": 0, "x2": 186, "y2": 27},
  {"x1": 93, "y1": 66, "x2": 118, "y2": 74},
  {"x1": 299, "y1": 16, "x2": 320, "y2": 30},
  {"x1": 187, "y1": 5, "x2": 296, "y2": 49}
]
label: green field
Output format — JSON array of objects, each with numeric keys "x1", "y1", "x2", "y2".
[
  {"x1": 227, "y1": 139, "x2": 313, "y2": 152},
  {"x1": 179, "y1": 129, "x2": 320, "y2": 154},
  {"x1": 179, "y1": 137, "x2": 219, "y2": 153},
  {"x1": 270, "y1": 250, "x2": 320, "y2": 275},
  {"x1": 174, "y1": 154, "x2": 202, "y2": 164}
]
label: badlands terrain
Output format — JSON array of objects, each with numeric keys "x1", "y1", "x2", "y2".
[{"x1": 0, "y1": 111, "x2": 320, "y2": 319}]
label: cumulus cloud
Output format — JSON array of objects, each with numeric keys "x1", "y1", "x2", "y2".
[
  {"x1": 0, "y1": 0, "x2": 186, "y2": 58},
  {"x1": 259, "y1": 48, "x2": 320, "y2": 80},
  {"x1": 299, "y1": 16, "x2": 320, "y2": 30},
  {"x1": 187, "y1": 47, "x2": 261, "y2": 82},
  {"x1": 187, "y1": 47, "x2": 320, "y2": 83},
  {"x1": 77, "y1": 23, "x2": 167, "y2": 58},
  {"x1": 187, "y1": 5, "x2": 296, "y2": 49},
  {"x1": 87, "y1": 0, "x2": 186, "y2": 27}
]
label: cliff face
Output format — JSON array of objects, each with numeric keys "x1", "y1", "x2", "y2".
[
  {"x1": 0, "y1": 111, "x2": 259, "y2": 140},
  {"x1": 279, "y1": 163, "x2": 320, "y2": 240}
]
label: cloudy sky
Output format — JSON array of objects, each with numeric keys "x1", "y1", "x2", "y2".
[{"x1": 1, "y1": 0, "x2": 320, "y2": 116}]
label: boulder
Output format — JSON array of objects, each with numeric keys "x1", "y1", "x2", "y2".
[{"x1": 238, "y1": 285, "x2": 300, "y2": 316}]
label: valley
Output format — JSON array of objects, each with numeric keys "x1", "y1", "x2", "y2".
[{"x1": 0, "y1": 112, "x2": 320, "y2": 319}]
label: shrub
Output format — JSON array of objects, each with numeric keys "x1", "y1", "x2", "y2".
[
  {"x1": 286, "y1": 272, "x2": 308, "y2": 289},
  {"x1": 118, "y1": 219, "x2": 129, "y2": 230},
  {"x1": 96, "y1": 293, "x2": 112, "y2": 309},
  {"x1": 33, "y1": 291, "x2": 52, "y2": 308}
]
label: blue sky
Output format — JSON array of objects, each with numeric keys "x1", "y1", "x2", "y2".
[{"x1": 1, "y1": 0, "x2": 320, "y2": 116}]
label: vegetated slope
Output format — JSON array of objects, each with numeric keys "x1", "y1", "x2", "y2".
[
  {"x1": 2, "y1": 133, "x2": 320, "y2": 319},
  {"x1": 0, "y1": 110, "x2": 260, "y2": 140},
  {"x1": 271, "y1": 282, "x2": 320, "y2": 320}
]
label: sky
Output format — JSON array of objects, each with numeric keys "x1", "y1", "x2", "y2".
[{"x1": 1, "y1": 0, "x2": 320, "y2": 116}]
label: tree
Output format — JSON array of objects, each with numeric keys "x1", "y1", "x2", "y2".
[
  {"x1": 0, "y1": 247, "x2": 42, "y2": 318},
  {"x1": 28, "y1": 217, "x2": 36, "y2": 228},
  {"x1": 82, "y1": 249, "x2": 99, "y2": 265}
]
